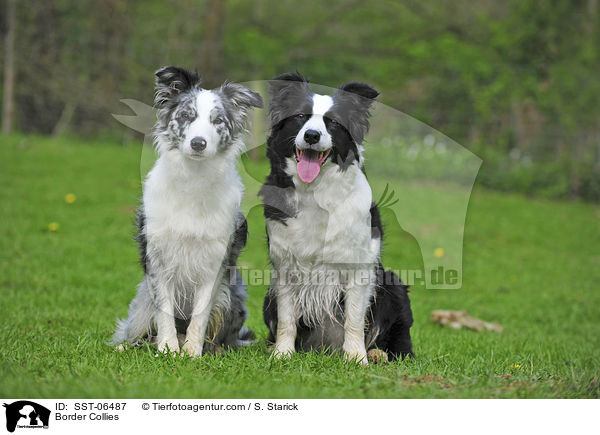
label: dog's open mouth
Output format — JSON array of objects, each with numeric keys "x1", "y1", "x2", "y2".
[{"x1": 295, "y1": 148, "x2": 331, "y2": 183}]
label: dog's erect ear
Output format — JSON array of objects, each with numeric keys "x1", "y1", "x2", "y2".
[
  {"x1": 272, "y1": 72, "x2": 307, "y2": 82},
  {"x1": 269, "y1": 72, "x2": 309, "y2": 95},
  {"x1": 219, "y1": 82, "x2": 264, "y2": 110},
  {"x1": 334, "y1": 81, "x2": 379, "y2": 144},
  {"x1": 154, "y1": 66, "x2": 200, "y2": 107},
  {"x1": 218, "y1": 83, "x2": 264, "y2": 135}
]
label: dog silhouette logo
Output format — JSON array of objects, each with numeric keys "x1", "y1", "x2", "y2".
[{"x1": 3, "y1": 401, "x2": 50, "y2": 432}]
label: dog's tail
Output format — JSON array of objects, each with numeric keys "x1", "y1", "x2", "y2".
[
  {"x1": 237, "y1": 325, "x2": 255, "y2": 347},
  {"x1": 111, "y1": 278, "x2": 154, "y2": 345}
]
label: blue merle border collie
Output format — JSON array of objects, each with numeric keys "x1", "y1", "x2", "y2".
[
  {"x1": 261, "y1": 73, "x2": 413, "y2": 365},
  {"x1": 111, "y1": 66, "x2": 263, "y2": 356}
]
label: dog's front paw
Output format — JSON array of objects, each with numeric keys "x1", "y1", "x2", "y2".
[
  {"x1": 157, "y1": 337, "x2": 180, "y2": 355},
  {"x1": 345, "y1": 351, "x2": 369, "y2": 366},
  {"x1": 181, "y1": 341, "x2": 203, "y2": 358},
  {"x1": 271, "y1": 344, "x2": 295, "y2": 360},
  {"x1": 343, "y1": 344, "x2": 368, "y2": 366}
]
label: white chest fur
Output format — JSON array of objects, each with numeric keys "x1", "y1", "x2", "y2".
[
  {"x1": 267, "y1": 161, "x2": 379, "y2": 324},
  {"x1": 268, "y1": 160, "x2": 377, "y2": 267},
  {"x1": 143, "y1": 152, "x2": 243, "y2": 286}
]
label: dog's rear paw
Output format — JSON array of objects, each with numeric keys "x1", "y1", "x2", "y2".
[
  {"x1": 114, "y1": 343, "x2": 129, "y2": 353},
  {"x1": 367, "y1": 348, "x2": 389, "y2": 364}
]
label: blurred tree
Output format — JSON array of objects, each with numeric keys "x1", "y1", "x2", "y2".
[
  {"x1": 200, "y1": 0, "x2": 226, "y2": 88},
  {"x1": 2, "y1": 0, "x2": 15, "y2": 133}
]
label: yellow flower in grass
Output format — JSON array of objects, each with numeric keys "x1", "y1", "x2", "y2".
[
  {"x1": 48, "y1": 222, "x2": 60, "y2": 231},
  {"x1": 65, "y1": 193, "x2": 77, "y2": 204},
  {"x1": 434, "y1": 248, "x2": 445, "y2": 258}
]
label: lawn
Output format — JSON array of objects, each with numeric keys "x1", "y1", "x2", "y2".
[{"x1": 1, "y1": 133, "x2": 599, "y2": 398}]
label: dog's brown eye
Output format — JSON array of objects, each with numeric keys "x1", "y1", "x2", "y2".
[
  {"x1": 181, "y1": 112, "x2": 192, "y2": 120},
  {"x1": 214, "y1": 118, "x2": 224, "y2": 125}
]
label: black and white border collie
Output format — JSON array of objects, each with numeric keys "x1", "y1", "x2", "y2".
[
  {"x1": 112, "y1": 66, "x2": 263, "y2": 356},
  {"x1": 261, "y1": 73, "x2": 413, "y2": 365}
]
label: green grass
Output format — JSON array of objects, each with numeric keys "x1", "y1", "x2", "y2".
[{"x1": 1, "y1": 133, "x2": 599, "y2": 398}]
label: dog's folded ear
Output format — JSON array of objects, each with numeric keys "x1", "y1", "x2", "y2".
[
  {"x1": 268, "y1": 72, "x2": 311, "y2": 126},
  {"x1": 218, "y1": 83, "x2": 264, "y2": 135},
  {"x1": 334, "y1": 81, "x2": 379, "y2": 145},
  {"x1": 154, "y1": 66, "x2": 200, "y2": 107},
  {"x1": 219, "y1": 82, "x2": 264, "y2": 110}
]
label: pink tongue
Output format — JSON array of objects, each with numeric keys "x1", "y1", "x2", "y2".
[{"x1": 297, "y1": 154, "x2": 321, "y2": 183}]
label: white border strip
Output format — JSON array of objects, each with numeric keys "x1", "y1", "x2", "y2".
[{"x1": 1, "y1": 399, "x2": 596, "y2": 434}]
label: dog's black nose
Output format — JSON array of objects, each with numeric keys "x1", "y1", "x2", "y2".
[
  {"x1": 304, "y1": 130, "x2": 320, "y2": 145},
  {"x1": 190, "y1": 136, "x2": 207, "y2": 151}
]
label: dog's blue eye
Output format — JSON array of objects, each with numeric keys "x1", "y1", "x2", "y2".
[{"x1": 295, "y1": 113, "x2": 306, "y2": 119}]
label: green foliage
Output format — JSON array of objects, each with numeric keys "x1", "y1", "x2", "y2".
[
  {"x1": 1, "y1": 0, "x2": 598, "y2": 201},
  {"x1": 1, "y1": 134, "x2": 599, "y2": 398}
]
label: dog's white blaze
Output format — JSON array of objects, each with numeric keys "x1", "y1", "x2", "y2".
[
  {"x1": 181, "y1": 90, "x2": 222, "y2": 157},
  {"x1": 295, "y1": 94, "x2": 334, "y2": 151},
  {"x1": 312, "y1": 94, "x2": 334, "y2": 115}
]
